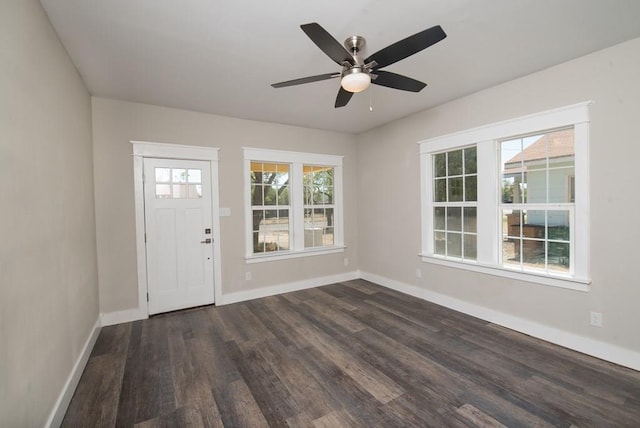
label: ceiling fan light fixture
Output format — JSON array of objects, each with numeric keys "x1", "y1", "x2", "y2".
[{"x1": 341, "y1": 68, "x2": 370, "y2": 93}]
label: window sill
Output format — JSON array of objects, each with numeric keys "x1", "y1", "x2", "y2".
[
  {"x1": 419, "y1": 254, "x2": 590, "y2": 292},
  {"x1": 246, "y1": 246, "x2": 346, "y2": 264}
]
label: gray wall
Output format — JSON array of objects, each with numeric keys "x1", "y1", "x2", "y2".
[
  {"x1": 92, "y1": 98, "x2": 359, "y2": 313},
  {"x1": 0, "y1": 1, "x2": 99, "y2": 426},
  {"x1": 356, "y1": 37, "x2": 640, "y2": 353}
]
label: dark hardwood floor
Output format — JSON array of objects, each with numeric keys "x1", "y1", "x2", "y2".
[{"x1": 63, "y1": 280, "x2": 640, "y2": 427}]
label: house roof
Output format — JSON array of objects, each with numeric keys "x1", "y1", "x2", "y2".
[{"x1": 504, "y1": 128, "x2": 574, "y2": 170}]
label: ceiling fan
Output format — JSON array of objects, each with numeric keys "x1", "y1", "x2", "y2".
[{"x1": 271, "y1": 23, "x2": 447, "y2": 108}]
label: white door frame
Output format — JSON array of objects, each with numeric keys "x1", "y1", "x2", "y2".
[{"x1": 132, "y1": 141, "x2": 222, "y2": 317}]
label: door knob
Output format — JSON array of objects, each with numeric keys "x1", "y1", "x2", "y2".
[{"x1": 200, "y1": 238, "x2": 212, "y2": 244}]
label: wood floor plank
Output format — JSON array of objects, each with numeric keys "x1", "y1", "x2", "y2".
[
  {"x1": 115, "y1": 318, "x2": 176, "y2": 426},
  {"x1": 61, "y1": 324, "x2": 130, "y2": 428},
  {"x1": 278, "y1": 298, "x2": 406, "y2": 404},
  {"x1": 226, "y1": 338, "x2": 298, "y2": 426},
  {"x1": 456, "y1": 403, "x2": 508, "y2": 428},
  {"x1": 64, "y1": 281, "x2": 640, "y2": 427}
]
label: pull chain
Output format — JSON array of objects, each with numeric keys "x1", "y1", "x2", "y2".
[{"x1": 369, "y1": 85, "x2": 373, "y2": 112}]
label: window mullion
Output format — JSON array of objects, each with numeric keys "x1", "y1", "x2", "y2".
[
  {"x1": 476, "y1": 141, "x2": 498, "y2": 264},
  {"x1": 291, "y1": 162, "x2": 304, "y2": 251}
]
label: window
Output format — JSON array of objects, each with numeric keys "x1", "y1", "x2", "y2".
[
  {"x1": 432, "y1": 147, "x2": 478, "y2": 260},
  {"x1": 250, "y1": 162, "x2": 290, "y2": 253},
  {"x1": 154, "y1": 167, "x2": 202, "y2": 199},
  {"x1": 500, "y1": 128, "x2": 574, "y2": 274},
  {"x1": 244, "y1": 148, "x2": 344, "y2": 261},
  {"x1": 303, "y1": 165, "x2": 335, "y2": 248},
  {"x1": 419, "y1": 102, "x2": 590, "y2": 290}
]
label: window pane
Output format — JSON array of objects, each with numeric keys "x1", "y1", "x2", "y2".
[
  {"x1": 464, "y1": 234, "x2": 477, "y2": 260},
  {"x1": 526, "y1": 169, "x2": 546, "y2": 203},
  {"x1": 447, "y1": 207, "x2": 462, "y2": 232},
  {"x1": 276, "y1": 163, "x2": 290, "y2": 180},
  {"x1": 434, "y1": 231, "x2": 446, "y2": 255},
  {"x1": 313, "y1": 187, "x2": 332, "y2": 204},
  {"x1": 252, "y1": 184, "x2": 264, "y2": 205},
  {"x1": 448, "y1": 177, "x2": 463, "y2": 202},
  {"x1": 250, "y1": 162, "x2": 263, "y2": 185},
  {"x1": 155, "y1": 168, "x2": 170, "y2": 183},
  {"x1": 277, "y1": 185, "x2": 289, "y2": 205},
  {"x1": 434, "y1": 207, "x2": 445, "y2": 230},
  {"x1": 263, "y1": 163, "x2": 277, "y2": 183},
  {"x1": 503, "y1": 238, "x2": 521, "y2": 267},
  {"x1": 275, "y1": 209, "x2": 290, "y2": 250},
  {"x1": 253, "y1": 231, "x2": 264, "y2": 253},
  {"x1": 155, "y1": 184, "x2": 171, "y2": 198},
  {"x1": 503, "y1": 209, "x2": 521, "y2": 238},
  {"x1": 172, "y1": 184, "x2": 187, "y2": 198},
  {"x1": 464, "y1": 147, "x2": 477, "y2": 174},
  {"x1": 188, "y1": 184, "x2": 202, "y2": 199},
  {"x1": 260, "y1": 210, "x2": 280, "y2": 252},
  {"x1": 447, "y1": 232, "x2": 462, "y2": 257},
  {"x1": 434, "y1": 153, "x2": 446, "y2": 177},
  {"x1": 448, "y1": 150, "x2": 463, "y2": 176},
  {"x1": 548, "y1": 242, "x2": 570, "y2": 272},
  {"x1": 304, "y1": 165, "x2": 334, "y2": 207},
  {"x1": 187, "y1": 169, "x2": 201, "y2": 183},
  {"x1": 252, "y1": 210, "x2": 263, "y2": 232},
  {"x1": 304, "y1": 209, "x2": 323, "y2": 248},
  {"x1": 465, "y1": 176, "x2": 477, "y2": 202},
  {"x1": 548, "y1": 210, "x2": 570, "y2": 241},
  {"x1": 501, "y1": 138, "x2": 524, "y2": 203},
  {"x1": 463, "y1": 207, "x2": 477, "y2": 233},
  {"x1": 523, "y1": 210, "x2": 546, "y2": 238},
  {"x1": 172, "y1": 169, "x2": 187, "y2": 183},
  {"x1": 549, "y1": 167, "x2": 575, "y2": 203},
  {"x1": 522, "y1": 239, "x2": 545, "y2": 269},
  {"x1": 263, "y1": 186, "x2": 276, "y2": 205},
  {"x1": 322, "y1": 208, "x2": 334, "y2": 247},
  {"x1": 434, "y1": 179, "x2": 447, "y2": 202},
  {"x1": 502, "y1": 176, "x2": 515, "y2": 203}
]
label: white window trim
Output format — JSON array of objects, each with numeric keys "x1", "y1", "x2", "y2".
[
  {"x1": 243, "y1": 147, "x2": 344, "y2": 261},
  {"x1": 419, "y1": 102, "x2": 592, "y2": 291}
]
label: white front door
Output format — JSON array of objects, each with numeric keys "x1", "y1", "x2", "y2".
[{"x1": 143, "y1": 158, "x2": 215, "y2": 314}]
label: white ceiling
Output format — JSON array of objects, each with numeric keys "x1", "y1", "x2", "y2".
[{"x1": 41, "y1": 0, "x2": 640, "y2": 134}]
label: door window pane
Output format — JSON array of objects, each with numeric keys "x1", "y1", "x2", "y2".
[
  {"x1": 155, "y1": 184, "x2": 171, "y2": 198},
  {"x1": 187, "y1": 169, "x2": 201, "y2": 183},
  {"x1": 155, "y1": 168, "x2": 171, "y2": 183},
  {"x1": 172, "y1": 169, "x2": 187, "y2": 183}
]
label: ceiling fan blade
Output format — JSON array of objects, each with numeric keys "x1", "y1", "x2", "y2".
[
  {"x1": 365, "y1": 25, "x2": 446, "y2": 69},
  {"x1": 271, "y1": 72, "x2": 340, "y2": 88},
  {"x1": 335, "y1": 87, "x2": 354, "y2": 108},
  {"x1": 301, "y1": 23, "x2": 356, "y2": 66},
  {"x1": 371, "y1": 70, "x2": 426, "y2": 92}
]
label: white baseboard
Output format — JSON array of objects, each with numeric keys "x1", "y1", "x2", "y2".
[
  {"x1": 97, "y1": 270, "x2": 640, "y2": 371},
  {"x1": 360, "y1": 271, "x2": 640, "y2": 371},
  {"x1": 45, "y1": 317, "x2": 101, "y2": 428},
  {"x1": 219, "y1": 270, "x2": 360, "y2": 305},
  {"x1": 101, "y1": 307, "x2": 148, "y2": 327}
]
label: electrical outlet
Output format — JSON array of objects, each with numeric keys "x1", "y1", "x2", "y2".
[
  {"x1": 344, "y1": 257, "x2": 349, "y2": 266},
  {"x1": 590, "y1": 311, "x2": 603, "y2": 327},
  {"x1": 416, "y1": 268, "x2": 422, "y2": 278},
  {"x1": 245, "y1": 271, "x2": 252, "y2": 281}
]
